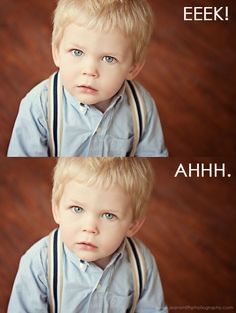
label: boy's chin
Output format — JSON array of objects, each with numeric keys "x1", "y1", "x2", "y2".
[
  {"x1": 73, "y1": 93, "x2": 111, "y2": 112},
  {"x1": 74, "y1": 251, "x2": 111, "y2": 268}
]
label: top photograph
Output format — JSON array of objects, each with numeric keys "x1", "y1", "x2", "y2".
[{"x1": 1, "y1": 0, "x2": 235, "y2": 157}]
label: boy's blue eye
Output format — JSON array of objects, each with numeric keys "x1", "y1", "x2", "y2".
[
  {"x1": 103, "y1": 56, "x2": 116, "y2": 63},
  {"x1": 103, "y1": 213, "x2": 116, "y2": 220},
  {"x1": 72, "y1": 49, "x2": 83, "y2": 57},
  {"x1": 72, "y1": 206, "x2": 83, "y2": 214}
]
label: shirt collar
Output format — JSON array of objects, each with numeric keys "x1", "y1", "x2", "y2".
[
  {"x1": 105, "y1": 82, "x2": 126, "y2": 112},
  {"x1": 63, "y1": 88, "x2": 89, "y2": 115}
]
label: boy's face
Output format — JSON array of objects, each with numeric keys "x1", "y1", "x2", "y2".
[
  {"x1": 52, "y1": 179, "x2": 144, "y2": 269},
  {"x1": 52, "y1": 21, "x2": 143, "y2": 111}
]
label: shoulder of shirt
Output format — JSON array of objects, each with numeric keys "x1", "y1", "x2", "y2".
[
  {"x1": 25, "y1": 78, "x2": 49, "y2": 98},
  {"x1": 20, "y1": 234, "x2": 49, "y2": 271},
  {"x1": 19, "y1": 77, "x2": 49, "y2": 112},
  {"x1": 131, "y1": 81, "x2": 156, "y2": 112},
  {"x1": 130, "y1": 237, "x2": 156, "y2": 265},
  {"x1": 16, "y1": 78, "x2": 50, "y2": 120},
  {"x1": 132, "y1": 81, "x2": 153, "y2": 101}
]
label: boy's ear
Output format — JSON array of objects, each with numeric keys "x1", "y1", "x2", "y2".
[
  {"x1": 52, "y1": 201, "x2": 60, "y2": 224},
  {"x1": 126, "y1": 61, "x2": 145, "y2": 80},
  {"x1": 52, "y1": 44, "x2": 60, "y2": 67},
  {"x1": 127, "y1": 217, "x2": 146, "y2": 237}
]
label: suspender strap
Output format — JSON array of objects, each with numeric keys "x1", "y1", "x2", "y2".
[
  {"x1": 48, "y1": 72, "x2": 63, "y2": 157},
  {"x1": 126, "y1": 237, "x2": 147, "y2": 313},
  {"x1": 126, "y1": 80, "x2": 147, "y2": 156},
  {"x1": 48, "y1": 229, "x2": 63, "y2": 313}
]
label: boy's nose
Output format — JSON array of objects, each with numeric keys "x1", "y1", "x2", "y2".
[
  {"x1": 82, "y1": 58, "x2": 98, "y2": 78},
  {"x1": 82, "y1": 217, "x2": 98, "y2": 234},
  {"x1": 82, "y1": 69, "x2": 98, "y2": 78}
]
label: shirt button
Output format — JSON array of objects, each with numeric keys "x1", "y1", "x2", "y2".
[
  {"x1": 96, "y1": 127, "x2": 101, "y2": 133},
  {"x1": 79, "y1": 106, "x2": 86, "y2": 113},
  {"x1": 79, "y1": 262, "x2": 86, "y2": 270}
]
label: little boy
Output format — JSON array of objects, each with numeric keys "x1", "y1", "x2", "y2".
[
  {"x1": 7, "y1": 0, "x2": 168, "y2": 157},
  {"x1": 8, "y1": 158, "x2": 168, "y2": 312}
]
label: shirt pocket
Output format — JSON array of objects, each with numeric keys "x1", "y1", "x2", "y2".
[
  {"x1": 106, "y1": 292, "x2": 133, "y2": 312},
  {"x1": 104, "y1": 135, "x2": 133, "y2": 156}
]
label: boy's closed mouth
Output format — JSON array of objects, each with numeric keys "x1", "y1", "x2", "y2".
[
  {"x1": 77, "y1": 241, "x2": 98, "y2": 250},
  {"x1": 78, "y1": 85, "x2": 98, "y2": 94}
]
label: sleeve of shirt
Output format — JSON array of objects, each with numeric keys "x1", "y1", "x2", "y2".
[
  {"x1": 136, "y1": 243, "x2": 169, "y2": 313},
  {"x1": 7, "y1": 81, "x2": 49, "y2": 157},
  {"x1": 135, "y1": 85, "x2": 168, "y2": 157},
  {"x1": 7, "y1": 238, "x2": 49, "y2": 313}
]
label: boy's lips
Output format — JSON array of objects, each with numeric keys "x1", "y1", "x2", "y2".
[
  {"x1": 78, "y1": 85, "x2": 97, "y2": 94},
  {"x1": 77, "y1": 241, "x2": 98, "y2": 250}
]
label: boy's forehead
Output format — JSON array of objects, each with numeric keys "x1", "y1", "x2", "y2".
[
  {"x1": 62, "y1": 179, "x2": 132, "y2": 211},
  {"x1": 62, "y1": 178, "x2": 128, "y2": 198},
  {"x1": 61, "y1": 22, "x2": 131, "y2": 55},
  {"x1": 63, "y1": 177, "x2": 122, "y2": 193}
]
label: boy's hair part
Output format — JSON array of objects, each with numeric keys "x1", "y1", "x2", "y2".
[
  {"x1": 52, "y1": 0, "x2": 154, "y2": 64},
  {"x1": 52, "y1": 157, "x2": 154, "y2": 220}
]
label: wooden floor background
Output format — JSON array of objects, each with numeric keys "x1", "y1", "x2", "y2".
[
  {"x1": 0, "y1": 0, "x2": 236, "y2": 156},
  {"x1": 0, "y1": 158, "x2": 235, "y2": 312}
]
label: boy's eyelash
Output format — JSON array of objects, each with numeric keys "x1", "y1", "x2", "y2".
[
  {"x1": 71, "y1": 49, "x2": 83, "y2": 57},
  {"x1": 103, "y1": 56, "x2": 118, "y2": 64},
  {"x1": 68, "y1": 206, "x2": 118, "y2": 220},
  {"x1": 70, "y1": 206, "x2": 84, "y2": 214},
  {"x1": 68, "y1": 50, "x2": 118, "y2": 63},
  {"x1": 103, "y1": 212, "x2": 118, "y2": 220}
]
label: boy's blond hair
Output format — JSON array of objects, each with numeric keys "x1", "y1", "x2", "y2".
[
  {"x1": 52, "y1": 157, "x2": 154, "y2": 220},
  {"x1": 52, "y1": 0, "x2": 154, "y2": 64}
]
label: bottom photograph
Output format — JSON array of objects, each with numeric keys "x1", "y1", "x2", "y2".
[{"x1": 0, "y1": 158, "x2": 235, "y2": 313}]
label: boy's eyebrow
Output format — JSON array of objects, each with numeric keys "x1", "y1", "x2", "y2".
[
  {"x1": 101, "y1": 208, "x2": 120, "y2": 213},
  {"x1": 66, "y1": 42, "x2": 85, "y2": 50},
  {"x1": 68, "y1": 199, "x2": 86, "y2": 207},
  {"x1": 100, "y1": 208, "x2": 128, "y2": 217},
  {"x1": 103, "y1": 51, "x2": 123, "y2": 57}
]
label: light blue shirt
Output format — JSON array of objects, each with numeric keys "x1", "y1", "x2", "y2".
[
  {"x1": 7, "y1": 76, "x2": 168, "y2": 157},
  {"x1": 8, "y1": 232, "x2": 168, "y2": 313}
]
